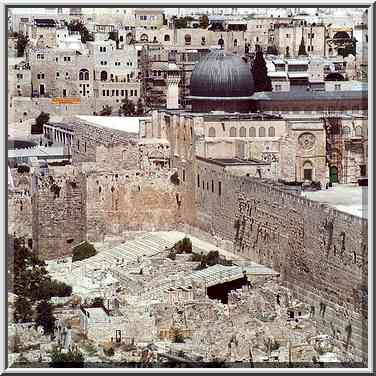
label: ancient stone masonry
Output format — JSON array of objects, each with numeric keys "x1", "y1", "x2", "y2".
[
  {"x1": 194, "y1": 160, "x2": 368, "y2": 362},
  {"x1": 83, "y1": 170, "x2": 187, "y2": 241},
  {"x1": 32, "y1": 171, "x2": 85, "y2": 260}
]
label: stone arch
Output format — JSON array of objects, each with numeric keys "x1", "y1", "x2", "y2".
[
  {"x1": 100, "y1": 70, "x2": 108, "y2": 81},
  {"x1": 126, "y1": 32, "x2": 133, "y2": 44},
  {"x1": 229, "y1": 127, "x2": 237, "y2": 137},
  {"x1": 249, "y1": 127, "x2": 256, "y2": 137},
  {"x1": 208, "y1": 127, "x2": 216, "y2": 137},
  {"x1": 268, "y1": 126, "x2": 275, "y2": 137},
  {"x1": 355, "y1": 126, "x2": 363, "y2": 137},
  {"x1": 303, "y1": 160, "x2": 313, "y2": 181},
  {"x1": 259, "y1": 127, "x2": 266, "y2": 137},
  {"x1": 342, "y1": 126, "x2": 351, "y2": 137},
  {"x1": 239, "y1": 127, "x2": 246, "y2": 137}
]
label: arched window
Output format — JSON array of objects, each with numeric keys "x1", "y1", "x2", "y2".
[
  {"x1": 153, "y1": 36, "x2": 158, "y2": 43},
  {"x1": 355, "y1": 126, "x2": 363, "y2": 137},
  {"x1": 234, "y1": 39, "x2": 238, "y2": 47},
  {"x1": 122, "y1": 150, "x2": 127, "y2": 160},
  {"x1": 249, "y1": 127, "x2": 256, "y2": 137},
  {"x1": 140, "y1": 34, "x2": 148, "y2": 42},
  {"x1": 268, "y1": 127, "x2": 275, "y2": 137},
  {"x1": 259, "y1": 127, "x2": 266, "y2": 137},
  {"x1": 100, "y1": 71, "x2": 108, "y2": 81},
  {"x1": 303, "y1": 161, "x2": 313, "y2": 181},
  {"x1": 126, "y1": 32, "x2": 133, "y2": 44},
  {"x1": 342, "y1": 126, "x2": 351, "y2": 137},
  {"x1": 164, "y1": 34, "x2": 170, "y2": 42},
  {"x1": 208, "y1": 127, "x2": 216, "y2": 137},
  {"x1": 230, "y1": 127, "x2": 237, "y2": 137},
  {"x1": 239, "y1": 127, "x2": 246, "y2": 137},
  {"x1": 79, "y1": 69, "x2": 89, "y2": 81},
  {"x1": 185, "y1": 34, "x2": 191, "y2": 45}
]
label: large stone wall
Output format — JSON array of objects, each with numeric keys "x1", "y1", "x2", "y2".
[
  {"x1": 83, "y1": 171, "x2": 186, "y2": 241},
  {"x1": 194, "y1": 159, "x2": 367, "y2": 363},
  {"x1": 32, "y1": 172, "x2": 85, "y2": 260}
]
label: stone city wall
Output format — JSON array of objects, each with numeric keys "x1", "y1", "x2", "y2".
[
  {"x1": 83, "y1": 171, "x2": 186, "y2": 242},
  {"x1": 32, "y1": 170, "x2": 85, "y2": 260},
  {"x1": 194, "y1": 160, "x2": 367, "y2": 362}
]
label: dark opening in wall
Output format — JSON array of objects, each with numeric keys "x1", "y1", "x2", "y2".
[
  {"x1": 67, "y1": 238, "x2": 74, "y2": 244},
  {"x1": 218, "y1": 181, "x2": 222, "y2": 196}
]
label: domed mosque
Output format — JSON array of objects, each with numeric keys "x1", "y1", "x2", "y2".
[{"x1": 188, "y1": 50, "x2": 255, "y2": 113}]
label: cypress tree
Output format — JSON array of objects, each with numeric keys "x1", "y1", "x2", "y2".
[
  {"x1": 251, "y1": 45, "x2": 272, "y2": 92},
  {"x1": 298, "y1": 31, "x2": 308, "y2": 56}
]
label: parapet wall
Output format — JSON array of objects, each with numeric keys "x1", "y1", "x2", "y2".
[{"x1": 195, "y1": 162, "x2": 368, "y2": 363}]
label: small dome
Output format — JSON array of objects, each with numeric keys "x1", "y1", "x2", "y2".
[{"x1": 190, "y1": 50, "x2": 255, "y2": 98}]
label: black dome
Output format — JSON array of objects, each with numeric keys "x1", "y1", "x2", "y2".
[{"x1": 190, "y1": 51, "x2": 255, "y2": 98}]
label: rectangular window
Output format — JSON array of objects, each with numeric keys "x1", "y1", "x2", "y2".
[
  {"x1": 112, "y1": 90, "x2": 115, "y2": 96},
  {"x1": 121, "y1": 89, "x2": 124, "y2": 96},
  {"x1": 182, "y1": 169, "x2": 185, "y2": 182},
  {"x1": 202, "y1": 181, "x2": 205, "y2": 190},
  {"x1": 62, "y1": 89, "x2": 67, "y2": 97},
  {"x1": 130, "y1": 90, "x2": 134, "y2": 96},
  {"x1": 211, "y1": 180, "x2": 214, "y2": 193},
  {"x1": 116, "y1": 89, "x2": 119, "y2": 96},
  {"x1": 311, "y1": 46, "x2": 314, "y2": 52},
  {"x1": 197, "y1": 174, "x2": 200, "y2": 188},
  {"x1": 286, "y1": 34, "x2": 290, "y2": 38},
  {"x1": 125, "y1": 90, "x2": 128, "y2": 96},
  {"x1": 102, "y1": 89, "x2": 105, "y2": 96},
  {"x1": 106, "y1": 89, "x2": 109, "y2": 96},
  {"x1": 334, "y1": 84, "x2": 341, "y2": 91},
  {"x1": 56, "y1": 72, "x2": 59, "y2": 78},
  {"x1": 134, "y1": 90, "x2": 137, "y2": 96},
  {"x1": 218, "y1": 181, "x2": 222, "y2": 196}
]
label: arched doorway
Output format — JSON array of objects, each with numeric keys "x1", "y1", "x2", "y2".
[
  {"x1": 303, "y1": 161, "x2": 313, "y2": 181},
  {"x1": 330, "y1": 166, "x2": 338, "y2": 183}
]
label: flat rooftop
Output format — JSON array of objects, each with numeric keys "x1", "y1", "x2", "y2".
[
  {"x1": 197, "y1": 156, "x2": 269, "y2": 166},
  {"x1": 302, "y1": 184, "x2": 367, "y2": 219},
  {"x1": 75, "y1": 115, "x2": 151, "y2": 134}
]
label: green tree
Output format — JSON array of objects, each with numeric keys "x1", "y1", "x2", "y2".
[
  {"x1": 99, "y1": 105, "x2": 112, "y2": 116},
  {"x1": 35, "y1": 300, "x2": 56, "y2": 334},
  {"x1": 50, "y1": 346, "x2": 84, "y2": 368},
  {"x1": 119, "y1": 96, "x2": 135, "y2": 116},
  {"x1": 10, "y1": 236, "x2": 50, "y2": 301},
  {"x1": 199, "y1": 14, "x2": 209, "y2": 29},
  {"x1": 72, "y1": 241, "x2": 97, "y2": 262},
  {"x1": 266, "y1": 45, "x2": 279, "y2": 55},
  {"x1": 136, "y1": 98, "x2": 144, "y2": 115},
  {"x1": 33, "y1": 279, "x2": 72, "y2": 301},
  {"x1": 16, "y1": 33, "x2": 29, "y2": 57},
  {"x1": 14, "y1": 296, "x2": 33, "y2": 323},
  {"x1": 66, "y1": 20, "x2": 94, "y2": 43},
  {"x1": 298, "y1": 33, "x2": 307, "y2": 56},
  {"x1": 251, "y1": 45, "x2": 272, "y2": 92},
  {"x1": 32, "y1": 112, "x2": 50, "y2": 134}
]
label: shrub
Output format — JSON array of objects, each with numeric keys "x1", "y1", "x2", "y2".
[
  {"x1": 35, "y1": 300, "x2": 56, "y2": 334},
  {"x1": 167, "y1": 249, "x2": 176, "y2": 261},
  {"x1": 33, "y1": 279, "x2": 72, "y2": 301},
  {"x1": 103, "y1": 347, "x2": 115, "y2": 357},
  {"x1": 170, "y1": 171, "x2": 180, "y2": 186},
  {"x1": 50, "y1": 347, "x2": 84, "y2": 367},
  {"x1": 174, "y1": 237, "x2": 192, "y2": 254},
  {"x1": 14, "y1": 296, "x2": 33, "y2": 323},
  {"x1": 17, "y1": 165, "x2": 30, "y2": 174},
  {"x1": 72, "y1": 241, "x2": 97, "y2": 262}
]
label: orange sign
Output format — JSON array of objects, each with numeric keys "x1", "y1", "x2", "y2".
[{"x1": 51, "y1": 98, "x2": 81, "y2": 105}]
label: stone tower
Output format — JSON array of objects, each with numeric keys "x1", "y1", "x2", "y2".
[{"x1": 166, "y1": 63, "x2": 180, "y2": 110}]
